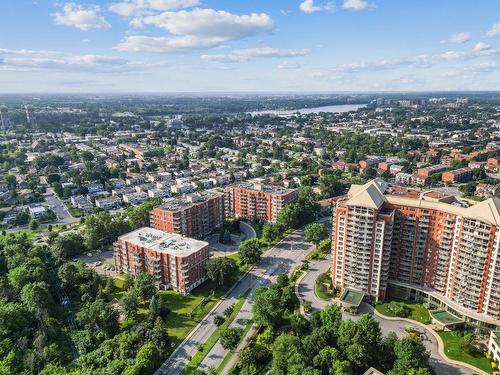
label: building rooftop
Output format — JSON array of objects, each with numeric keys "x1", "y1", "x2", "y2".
[
  {"x1": 229, "y1": 181, "x2": 296, "y2": 195},
  {"x1": 118, "y1": 227, "x2": 208, "y2": 257},
  {"x1": 339, "y1": 287, "x2": 365, "y2": 307},
  {"x1": 155, "y1": 189, "x2": 223, "y2": 212},
  {"x1": 430, "y1": 309, "x2": 463, "y2": 326}
]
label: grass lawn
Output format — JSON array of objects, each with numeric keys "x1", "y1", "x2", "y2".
[
  {"x1": 181, "y1": 290, "x2": 250, "y2": 374},
  {"x1": 438, "y1": 331, "x2": 493, "y2": 374},
  {"x1": 375, "y1": 300, "x2": 431, "y2": 324},
  {"x1": 314, "y1": 282, "x2": 333, "y2": 301}
]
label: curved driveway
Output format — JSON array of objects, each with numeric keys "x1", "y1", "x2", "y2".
[{"x1": 297, "y1": 258, "x2": 475, "y2": 375}]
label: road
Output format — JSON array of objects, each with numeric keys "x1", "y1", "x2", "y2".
[
  {"x1": 155, "y1": 228, "x2": 314, "y2": 375},
  {"x1": 297, "y1": 258, "x2": 475, "y2": 375},
  {"x1": 44, "y1": 190, "x2": 79, "y2": 224}
]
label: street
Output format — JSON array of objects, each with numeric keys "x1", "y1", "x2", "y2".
[{"x1": 155, "y1": 228, "x2": 314, "y2": 375}]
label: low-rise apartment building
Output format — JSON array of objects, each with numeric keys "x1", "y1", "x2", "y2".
[
  {"x1": 441, "y1": 167, "x2": 472, "y2": 183},
  {"x1": 150, "y1": 190, "x2": 225, "y2": 239},
  {"x1": 114, "y1": 227, "x2": 209, "y2": 294},
  {"x1": 224, "y1": 182, "x2": 298, "y2": 222}
]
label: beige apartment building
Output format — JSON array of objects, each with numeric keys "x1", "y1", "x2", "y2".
[{"x1": 332, "y1": 179, "x2": 500, "y2": 332}]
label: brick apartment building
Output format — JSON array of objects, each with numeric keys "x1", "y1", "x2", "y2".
[
  {"x1": 441, "y1": 167, "x2": 472, "y2": 183},
  {"x1": 332, "y1": 179, "x2": 500, "y2": 332},
  {"x1": 114, "y1": 227, "x2": 209, "y2": 294},
  {"x1": 224, "y1": 182, "x2": 298, "y2": 222},
  {"x1": 150, "y1": 190, "x2": 224, "y2": 239}
]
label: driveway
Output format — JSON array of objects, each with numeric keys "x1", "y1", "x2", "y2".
[{"x1": 297, "y1": 259, "x2": 475, "y2": 375}]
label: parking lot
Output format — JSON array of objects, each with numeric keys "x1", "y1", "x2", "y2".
[{"x1": 78, "y1": 249, "x2": 117, "y2": 277}]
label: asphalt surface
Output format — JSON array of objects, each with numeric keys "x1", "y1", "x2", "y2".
[
  {"x1": 297, "y1": 258, "x2": 475, "y2": 375},
  {"x1": 155, "y1": 228, "x2": 314, "y2": 375},
  {"x1": 44, "y1": 191, "x2": 79, "y2": 224}
]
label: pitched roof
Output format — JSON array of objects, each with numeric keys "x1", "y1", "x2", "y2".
[
  {"x1": 346, "y1": 179, "x2": 388, "y2": 209},
  {"x1": 465, "y1": 197, "x2": 500, "y2": 225}
]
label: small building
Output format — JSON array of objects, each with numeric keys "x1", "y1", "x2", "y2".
[
  {"x1": 475, "y1": 183, "x2": 500, "y2": 199},
  {"x1": 429, "y1": 309, "x2": 464, "y2": 331},
  {"x1": 339, "y1": 287, "x2": 364, "y2": 313}
]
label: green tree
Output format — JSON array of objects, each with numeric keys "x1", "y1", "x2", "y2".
[
  {"x1": 135, "y1": 342, "x2": 161, "y2": 374},
  {"x1": 388, "y1": 335, "x2": 430, "y2": 375},
  {"x1": 76, "y1": 299, "x2": 119, "y2": 340},
  {"x1": 51, "y1": 232, "x2": 86, "y2": 259},
  {"x1": 29, "y1": 220, "x2": 39, "y2": 230},
  {"x1": 238, "y1": 238, "x2": 262, "y2": 265},
  {"x1": 220, "y1": 328, "x2": 242, "y2": 350},
  {"x1": 134, "y1": 272, "x2": 156, "y2": 301},
  {"x1": 206, "y1": 257, "x2": 238, "y2": 286},
  {"x1": 271, "y1": 334, "x2": 304, "y2": 375},
  {"x1": 252, "y1": 285, "x2": 284, "y2": 328},
  {"x1": 305, "y1": 223, "x2": 329, "y2": 246},
  {"x1": 21, "y1": 281, "x2": 56, "y2": 315}
]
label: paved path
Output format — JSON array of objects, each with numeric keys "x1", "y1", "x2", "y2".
[
  {"x1": 155, "y1": 228, "x2": 313, "y2": 375},
  {"x1": 297, "y1": 259, "x2": 476, "y2": 375}
]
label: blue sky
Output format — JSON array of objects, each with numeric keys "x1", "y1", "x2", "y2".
[{"x1": 1, "y1": 0, "x2": 500, "y2": 93}]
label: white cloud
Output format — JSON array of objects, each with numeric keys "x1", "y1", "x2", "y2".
[
  {"x1": 445, "y1": 32, "x2": 471, "y2": 44},
  {"x1": 299, "y1": 0, "x2": 334, "y2": 14},
  {"x1": 0, "y1": 48, "x2": 164, "y2": 73},
  {"x1": 278, "y1": 61, "x2": 303, "y2": 69},
  {"x1": 109, "y1": 0, "x2": 199, "y2": 17},
  {"x1": 487, "y1": 22, "x2": 500, "y2": 37},
  {"x1": 52, "y1": 3, "x2": 110, "y2": 31},
  {"x1": 115, "y1": 8, "x2": 274, "y2": 53},
  {"x1": 474, "y1": 42, "x2": 490, "y2": 51},
  {"x1": 201, "y1": 47, "x2": 311, "y2": 63},
  {"x1": 342, "y1": 0, "x2": 369, "y2": 11}
]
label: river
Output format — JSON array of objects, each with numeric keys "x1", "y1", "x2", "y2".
[{"x1": 248, "y1": 103, "x2": 367, "y2": 116}]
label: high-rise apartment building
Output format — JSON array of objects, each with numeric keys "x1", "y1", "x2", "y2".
[
  {"x1": 224, "y1": 182, "x2": 298, "y2": 222},
  {"x1": 150, "y1": 190, "x2": 225, "y2": 239},
  {"x1": 114, "y1": 227, "x2": 209, "y2": 294},
  {"x1": 332, "y1": 179, "x2": 500, "y2": 331}
]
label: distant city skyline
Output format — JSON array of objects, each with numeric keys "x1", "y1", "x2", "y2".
[{"x1": 2, "y1": 0, "x2": 500, "y2": 92}]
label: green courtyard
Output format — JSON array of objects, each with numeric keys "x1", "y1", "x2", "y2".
[
  {"x1": 438, "y1": 331, "x2": 493, "y2": 374},
  {"x1": 375, "y1": 300, "x2": 431, "y2": 324}
]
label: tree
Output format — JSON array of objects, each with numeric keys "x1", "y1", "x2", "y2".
[
  {"x1": 21, "y1": 281, "x2": 56, "y2": 316},
  {"x1": 276, "y1": 273, "x2": 289, "y2": 288},
  {"x1": 458, "y1": 331, "x2": 474, "y2": 353},
  {"x1": 237, "y1": 344, "x2": 271, "y2": 370},
  {"x1": 134, "y1": 272, "x2": 156, "y2": 301},
  {"x1": 206, "y1": 257, "x2": 237, "y2": 286},
  {"x1": 121, "y1": 289, "x2": 139, "y2": 318},
  {"x1": 305, "y1": 223, "x2": 328, "y2": 246},
  {"x1": 238, "y1": 239, "x2": 262, "y2": 265},
  {"x1": 29, "y1": 220, "x2": 39, "y2": 230},
  {"x1": 252, "y1": 286, "x2": 284, "y2": 328},
  {"x1": 51, "y1": 232, "x2": 86, "y2": 259},
  {"x1": 76, "y1": 299, "x2": 119, "y2": 340},
  {"x1": 262, "y1": 223, "x2": 282, "y2": 242},
  {"x1": 271, "y1": 334, "x2": 304, "y2": 375},
  {"x1": 135, "y1": 342, "x2": 161, "y2": 374},
  {"x1": 320, "y1": 304, "x2": 342, "y2": 333},
  {"x1": 319, "y1": 174, "x2": 343, "y2": 198},
  {"x1": 214, "y1": 315, "x2": 225, "y2": 327},
  {"x1": 220, "y1": 328, "x2": 242, "y2": 350},
  {"x1": 388, "y1": 335, "x2": 430, "y2": 375}
]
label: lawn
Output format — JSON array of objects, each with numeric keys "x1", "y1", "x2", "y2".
[
  {"x1": 182, "y1": 290, "x2": 250, "y2": 374},
  {"x1": 438, "y1": 331, "x2": 493, "y2": 374},
  {"x1": 375, "y1": 300, "x2": 431, "y2": 324},
  {"x1": 158, "y1": 281, "x2": 234, "y2": 346},
  {"x1": 227, "y1": 253, "x2": 250, "y2": 273}
]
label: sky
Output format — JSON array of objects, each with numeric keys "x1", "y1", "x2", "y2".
[{"x1": 1, "y1": 0, "x2": 500, "y2": 93}]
